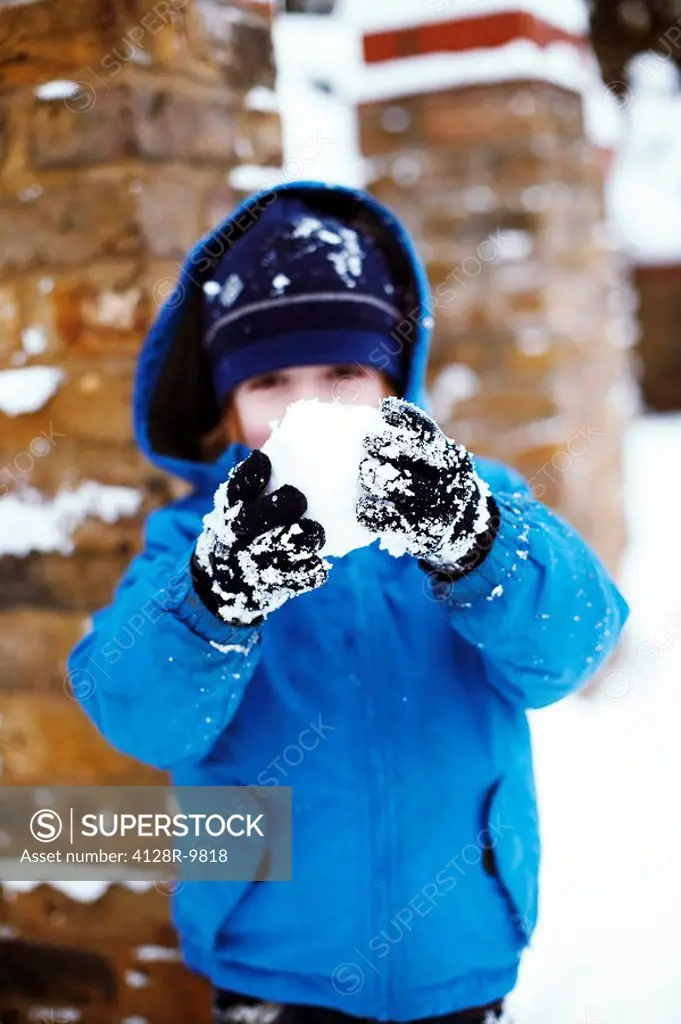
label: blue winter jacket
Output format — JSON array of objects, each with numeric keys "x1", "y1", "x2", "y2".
[{"x1": 69, "y1": 182, "x2": 629, "y2": 1021}]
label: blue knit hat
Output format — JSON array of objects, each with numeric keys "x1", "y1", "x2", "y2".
[{"x1": 202, "y1": 197, "x2": 404, "y2": 404}]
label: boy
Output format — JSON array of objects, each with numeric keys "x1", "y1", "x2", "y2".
[{"x1": 69, "y1": 182, "x2": 628, "y2": 1024}]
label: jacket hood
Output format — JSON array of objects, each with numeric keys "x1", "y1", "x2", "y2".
[{"x1": 133, "y1": 181, "x2": 433, "y2": 488}]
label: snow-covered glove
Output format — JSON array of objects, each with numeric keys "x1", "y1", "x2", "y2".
[
  {"x1": 357, "y1": 397, "x2": 500, "y2": 575},
  {"x1": 191, "y1": 450, "x2": 329, "y2": 626}
]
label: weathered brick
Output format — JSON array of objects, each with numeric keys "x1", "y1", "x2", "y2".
[
  {"x1": 0, "y1": 181, "x2": 141, "y2": 274},
  {"x1": 359, "y1": 82, "x2": 584, "y2": 157},
  {"x1": 201, "y1": 5, "x2": 276, "y2": 92},
  {"x1": 0, "y1": 694, "x2": 161, "y2": 783},
  {"x1": 0, "y1": 551, "x2": 138, "y2": 612},
  {"x1": 29, "y1": 85, "x2": 134, "y2": 168},
  {"x1": 27, "y1": 78, "x2": 234, "y2": 169},
  {"x1": 235, "y1": 107, "x2": 281, "y2": 166},
  {"x1": 0, "y1": 103, "x2": 8, "y2": 168},
  {"x1": 0, "y1": 884, "x2": 212, "y2": 1020},
  {"x1": 0, "y1": 282, "x2": 22, "y2": 355},
  {"x1": 11, "y1": 363, "x2": 134, "y2": 444},
  {"x1": 134, "y1": 82, "x2": 236, "y2": 163},
  {"x1": 135, "y1": 173, "x2": 203, "y2": 257},
  {"x1": 0, "y1": 2, "x2": 112, "y2": 90},
  {"x1": 2, "y1": 883, "x2": 176, "y2": 946},
  {"x1": 200, "y1": 180, "x2": 239, "y2": 234},
  {"x1": 0, "y1": 435, "x2": 176, "y2": 496},
  {"x1": 0, "y1": 609, "x2": 88, "y2": 695},
  {"x1": 48, "y1": 260, "x2": 148, "y2": 352}
]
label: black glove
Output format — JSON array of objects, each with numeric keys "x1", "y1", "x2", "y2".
[
  {"x1": 357, "y1": 397, "x2": 500, "y2": 575},
  {"x1": 192, "y1": 450, "x2": 329, "y2": 626}
]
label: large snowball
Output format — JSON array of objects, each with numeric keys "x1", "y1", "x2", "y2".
[{"x1": 261, "y1": 399, "x2": 395, "y2": 559}]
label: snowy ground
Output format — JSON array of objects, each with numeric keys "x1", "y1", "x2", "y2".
[{"x1": 509, "y1": 413, "x2": 681, "y2": 1023}]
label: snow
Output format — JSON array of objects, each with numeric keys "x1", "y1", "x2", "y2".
[
  {"x1": 272, "y1": 273, "x2": 291, "y2": 295},
  {"x1": 229, "y1": 164, "x2": 285, "y2": 192},
  {"x1": 125, "y1": 969, "x2": 150, "y2": 988},
  {"x1": 34, "y1": 79, "x2": 81, "y2": 100},
  {"x1": 221, "y1": 274, "x2": 244, "y2": 308},
  {"x1": 21, "y1": 325, "x2": 49, "y2": 356},
  {"x1": 0, "y1": 482, "x2": 143, "y2": 556},
  {"x1": 262, "y1": 399, "x2": 384, "y2": 558},
  {"x1": 289, "y1": 217, "x2": 365, "y2": 286},
  {"x1": 606, "y1": 52, "x2": 681, "y2": 264},
  {"x1": 135, "y1": 944, "x2": 182, "y2": 962},
  {"x1": 0, "y1": 366, "x2": 65, "y2": 416},
  {"x1": 82, "y1": 288, "x2": 141, "y2": 330},
  {"x1": 335, "y1": 0, "x2": 589, "y2": 35},
  {"x1": 507, "y1": 412, "x2": 681, "y2": 1023},
  {"x1": 18, "y1": 185, "x2": 42, "y2": 203},
  {"x1": 29, "y1": 1008, "x2": 80, "y2": 1022},
  {"x1": 2, "y1": 880, "x2": 153, "y2": 901},
  {"x1": 245, "y1": 86, "x2": 279, "y2": 112},
  {"x1": 430, "y1": 364, "x2": 481, "y2": 420},
  {"x1": 262, "y1": 398, "x2": 492, "y2": 563},
  {"x1": 275, "y1": 1, "x2": 622, "y2": 176}
]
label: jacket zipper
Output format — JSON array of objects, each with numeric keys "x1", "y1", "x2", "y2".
[{"x1": 352, "y1": 558, "x2": 391, "y2": 1017}]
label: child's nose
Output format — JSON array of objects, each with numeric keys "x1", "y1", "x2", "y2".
[{"x1": 293, "y1": 379, "x2": 332, "y2": 403}]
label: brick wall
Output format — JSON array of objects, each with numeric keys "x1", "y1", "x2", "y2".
[
  {"x1": 634, "y1": 262, "x2": 681, "y2": 411},
  {"x1": 359, "y1": 77, "x2": 637, "y2": 576},
  {"x1": 0, "y1": 1, "x2": 279, "y2": 1021}
]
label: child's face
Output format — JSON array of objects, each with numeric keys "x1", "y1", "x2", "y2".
[{"x1": 228, "y1": 363, "x2": 394, "y2": 449}]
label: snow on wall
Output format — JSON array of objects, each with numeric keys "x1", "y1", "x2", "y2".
[
  {"x1": 0, "y1": 481, "x2": 143, "y2": 557},
  {"x1": 336, "y1": 0, "x2": 589, "y2": 35},
  {"x1": 2, "y1": 879, "x2": 155, "y2": 901},
  {"x1": 34, "y1": 79, "x2": 81, "y2": 101},
  {"x1": 274, "y1": 0, "x2": 622, "y2": 190},
  {"x1": 0, "y1": 366, "x2": 66, "y2": 416}
]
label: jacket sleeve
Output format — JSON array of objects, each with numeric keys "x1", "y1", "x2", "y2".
[
  {"x1": 438, "y1": 460, "x2": 629, "y2": 710},
  {"x1": 67, "y1": 504, "x2": 262, "y2": 770}
]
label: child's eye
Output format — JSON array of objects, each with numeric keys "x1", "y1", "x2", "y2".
[
  {"x1": 248, "y1": 372, "x2": 286, "y2": 391},
  {"x1": 328, "y1": 364, "x2": 362, "y2": 380}
]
